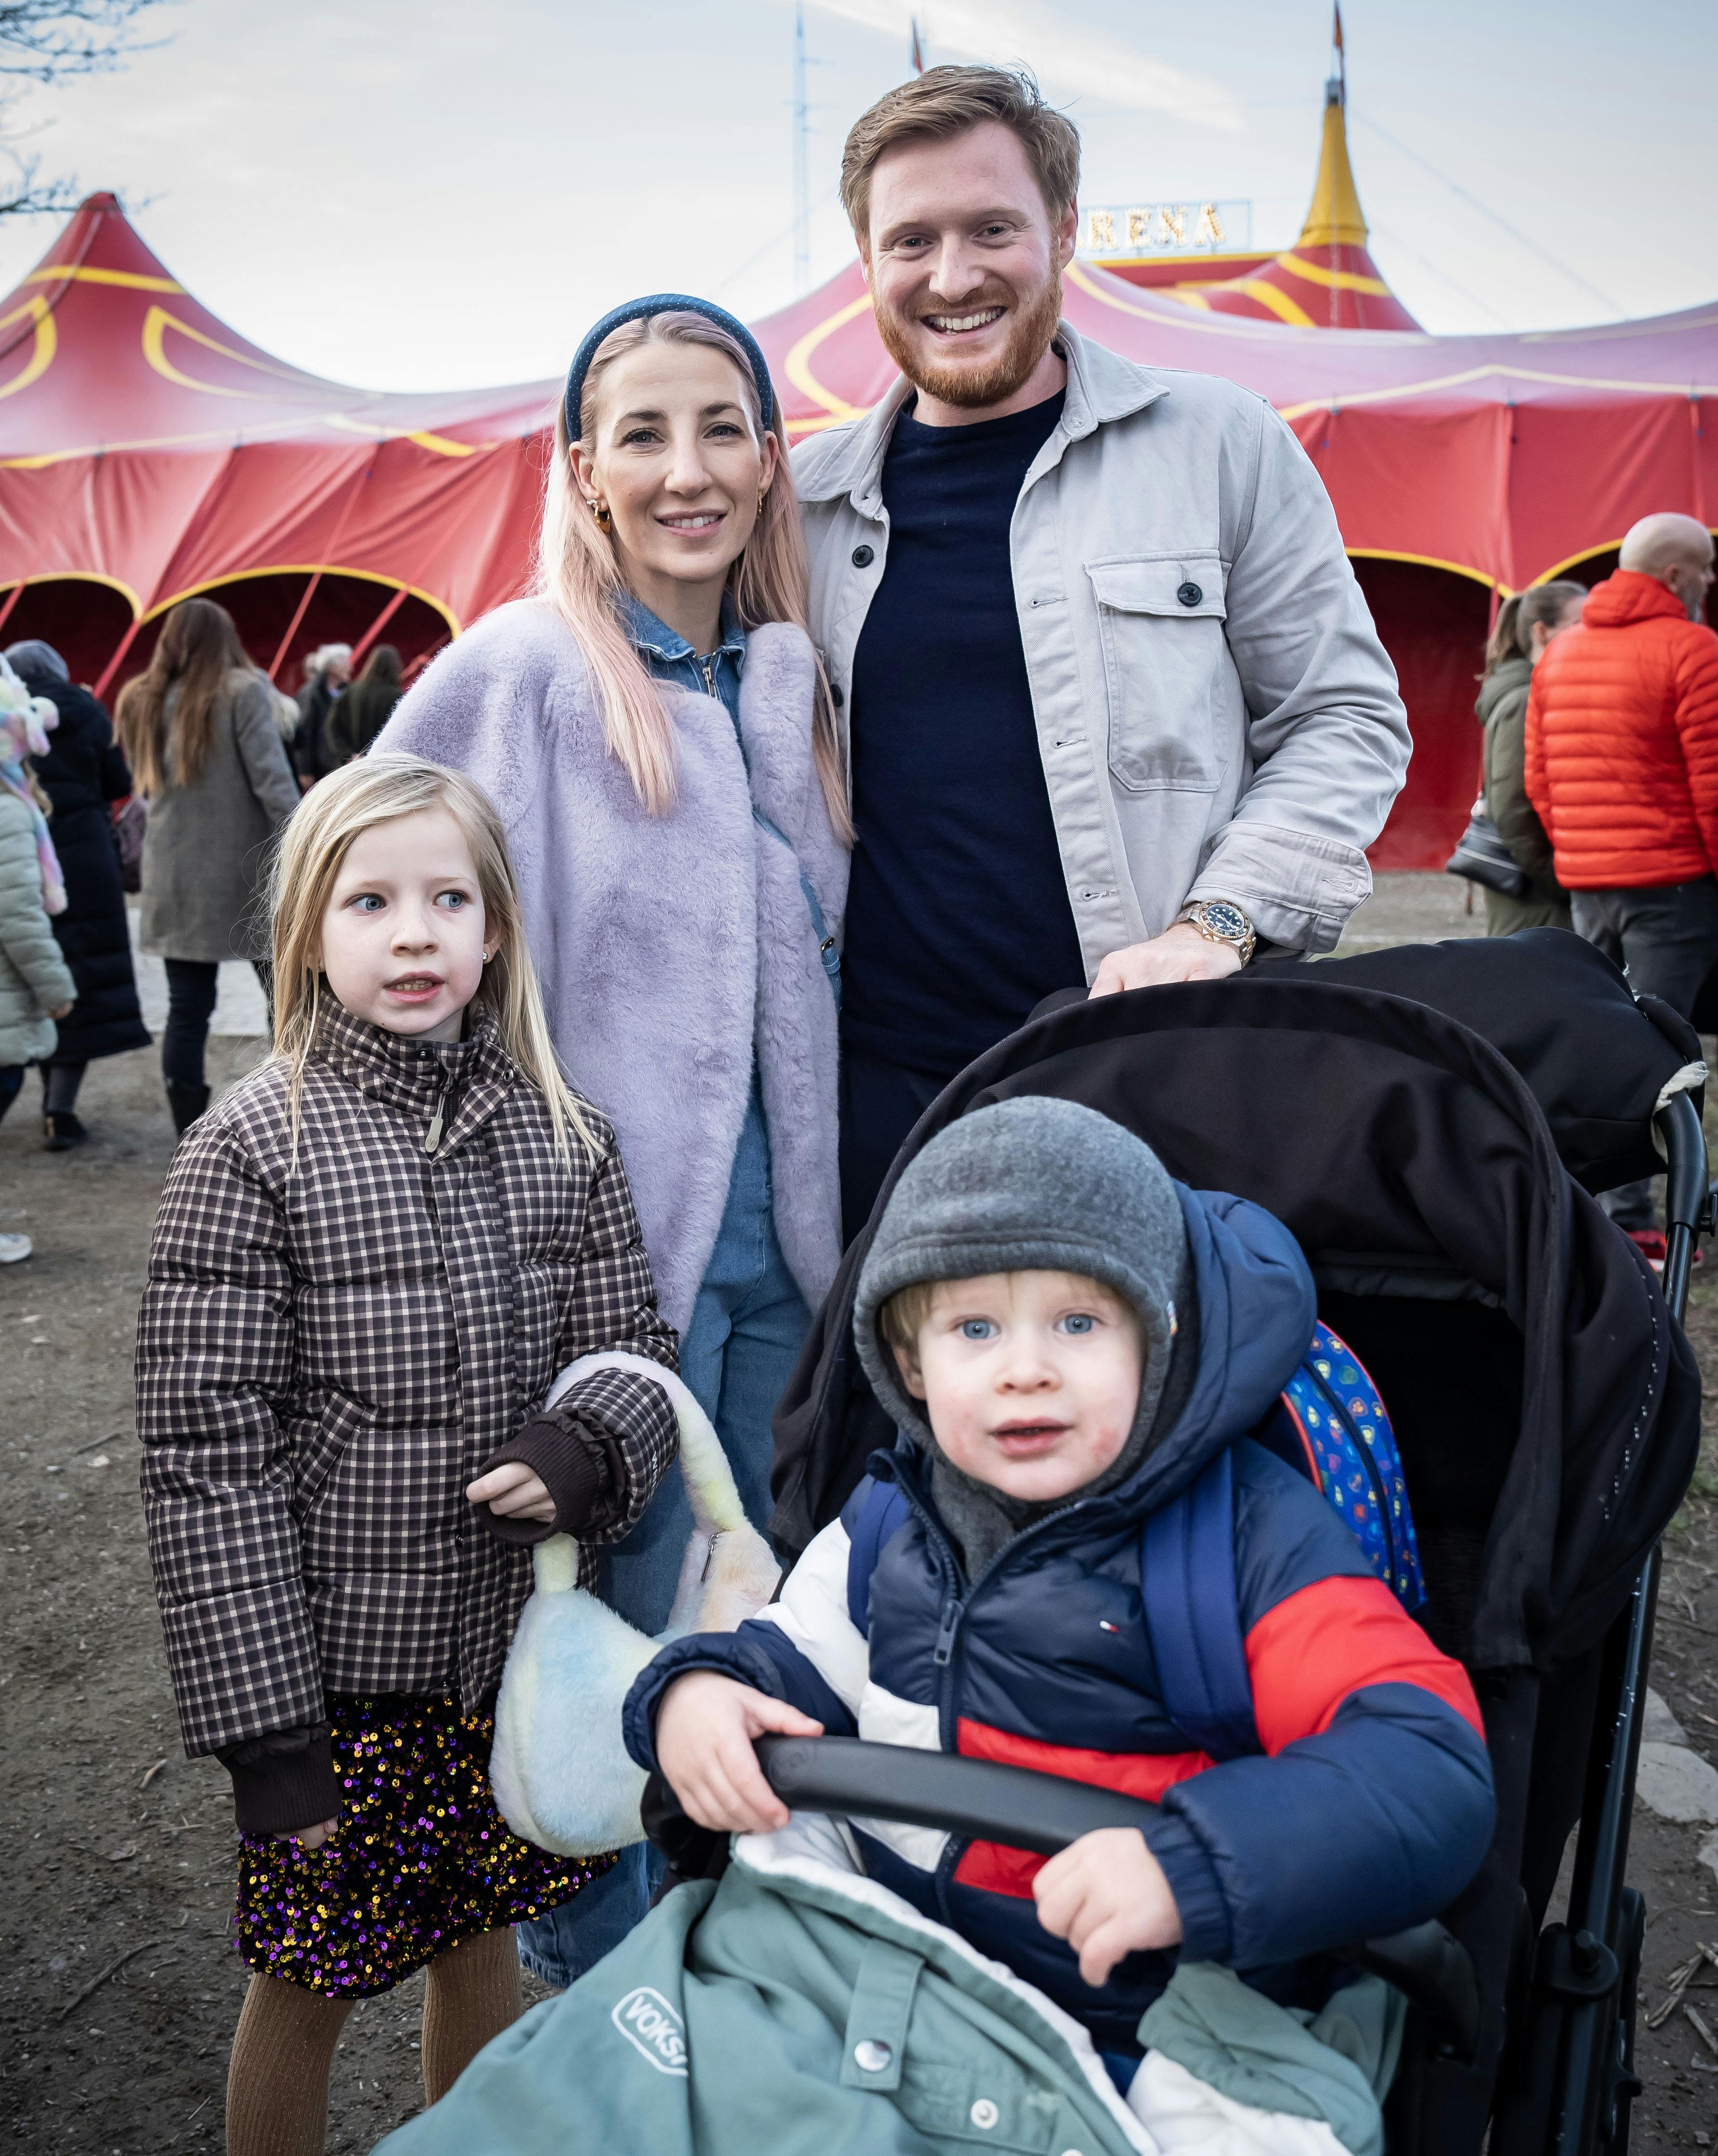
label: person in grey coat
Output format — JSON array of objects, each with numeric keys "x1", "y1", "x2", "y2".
[
  {"x1": 116, "y1": 599, "x2": 300, "y2": 1134},
  {"x1": 799, "y1": 66, "x2": 1411, "y2": 1232}
]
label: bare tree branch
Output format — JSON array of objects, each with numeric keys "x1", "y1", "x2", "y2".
[
  {"x1": 0, "y1": 1, "x2": 173, "y2": 217},
  {"x1": 0, "y1": 0, "x2": 170, "y2": 82}
]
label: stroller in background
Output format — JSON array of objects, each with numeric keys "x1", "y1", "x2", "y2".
[{"x1": 763, "y1": 929, "x2": 1707, "y2": 2156}]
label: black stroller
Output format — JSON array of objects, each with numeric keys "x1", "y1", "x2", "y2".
[{"x1": 758, "y1": 930, "x2": 1707, "y2": 2156}]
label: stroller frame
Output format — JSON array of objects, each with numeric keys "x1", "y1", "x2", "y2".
[
  {"x1": 747, "y1": 1052, "x2": 1709, "y2": 2155},
  {"x1": 1492, "y1": 1089, "x2": 1709, "y2": 2155}
]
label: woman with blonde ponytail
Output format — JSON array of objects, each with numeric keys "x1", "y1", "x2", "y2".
[{"x1": 378, "y1": 296, "x2": 850, "y2": 1977}]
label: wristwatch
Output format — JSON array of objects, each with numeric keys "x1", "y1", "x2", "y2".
[{"x1": 1176, "y1": 899, "x2": 1257, "y2": 967}]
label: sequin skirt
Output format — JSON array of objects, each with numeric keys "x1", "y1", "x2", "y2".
[{"x1": 234, "y1": 1693, "x2": 616, "y2": 1997}]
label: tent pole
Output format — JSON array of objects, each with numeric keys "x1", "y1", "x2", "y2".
[
  {"x1": 93, "y1": 614, "x2": 146, "y2": 702},
  {"x1": 0, "y1": 580, "x2": 26, "y2": 643},
  {"x1": 349, "y1": 585, "x2": 409, "y2": 670},
  {"x1": 269, "y1": 570, "x2": 323, "y2": 683}
]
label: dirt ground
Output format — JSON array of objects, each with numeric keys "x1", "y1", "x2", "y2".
[{"x1": 1, "y1": 877, "x2": 1714, "y2": 2152}]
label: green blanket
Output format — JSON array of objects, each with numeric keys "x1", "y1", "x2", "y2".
[
  {"x1": 1137, "y1": 1962, "x2": 1405, "y2": 2156},
  {"x1": 378, "y1": 1820, "x2": 1154, "y2": 2155}
]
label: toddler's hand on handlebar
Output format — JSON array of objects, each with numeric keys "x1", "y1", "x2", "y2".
[
  {"x1": 1033, "y1": 1827, "x2": 1183, "y2": 1987},
  {"x1": 656, "y1": 1672, "x2": 823, "y2": 1835}
]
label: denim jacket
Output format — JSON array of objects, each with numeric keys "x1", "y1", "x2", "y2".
[
  {"x1": 623, "y1": 591, "x2": 747, "y2": 732},
  {"x1": 624, "y1": 590, "x2": 840, "y2": 1002}
]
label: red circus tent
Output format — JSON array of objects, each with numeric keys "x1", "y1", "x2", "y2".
[
  {"x1": 0, "y1": 191, "x2": 556, "y2": 694},
  {"x1": 0, "y1": 81, "x2": 1714, "y2": 869}
]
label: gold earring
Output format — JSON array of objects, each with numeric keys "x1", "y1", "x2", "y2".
[
  {"x1": 757, "y1": 485, "x2": 768, "y2": 519},
  {"x1": 589, "y1": 496, "x2": 612, "y2": 532}
]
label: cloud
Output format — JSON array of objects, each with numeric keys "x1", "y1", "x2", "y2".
[{"x1": 807, "y1": 0, "x2": 1242, "y2": 130}]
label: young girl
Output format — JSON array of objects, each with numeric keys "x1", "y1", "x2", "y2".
[{"x1": 137, "y1": 752, "x2": 680, "y2": 2156}]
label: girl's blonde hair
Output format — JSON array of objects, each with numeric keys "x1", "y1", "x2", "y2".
[
  {"x1": 534, "y1": 308, "x2": 852, "y2": 836},
  {"x1": 268, "y1": 753, "x2": 600, "y2": 1164}
]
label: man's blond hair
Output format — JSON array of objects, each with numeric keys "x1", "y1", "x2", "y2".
[{"x1": 840, "y1": 64, "x2": 1080, "y2": 240}]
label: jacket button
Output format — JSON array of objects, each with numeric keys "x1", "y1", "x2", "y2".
[
  {"x1": 852, "y1": 2040, "x2": 892, "y2": 2073},
  {"x1": 852, "y1": 544, "x2": 875, "y2": 568},
  {"x1": 970, "y1": 2098, "x2": 1000, "y2": 2129},
  {"x1": 1177, "y1": 580, "x2": 1204, "y2": 607},
  {"x1": 830, "y1": 682, "x2": 845, "y2": 708}
]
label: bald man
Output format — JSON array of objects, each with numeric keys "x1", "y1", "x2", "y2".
[{"x1": 1526, "y1": 512, "x2": 1718, "y2": 1256}]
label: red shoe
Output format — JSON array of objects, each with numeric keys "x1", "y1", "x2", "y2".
[{"x1": 1622, "y1": 1228, "x2": 1705, "y2": 1273}]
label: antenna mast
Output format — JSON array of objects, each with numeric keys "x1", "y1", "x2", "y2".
[{"x1": 793, "y1": 2, "x2": 811, "y2": 297}]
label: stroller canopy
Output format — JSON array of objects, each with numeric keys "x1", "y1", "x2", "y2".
[{"x1": 772, "y1": 959, "x2": 1700, "y2": 1676}]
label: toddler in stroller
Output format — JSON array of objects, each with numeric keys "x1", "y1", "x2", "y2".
[{"x1": 638, "y1": 1095, "x2": 1495, "y2": 2107}]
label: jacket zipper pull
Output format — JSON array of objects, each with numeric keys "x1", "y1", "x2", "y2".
[
  {"x1": 932, "y1": 1596, "x2": 959, "y2": 1667},
  {"x1": 424, "y1": 1079, "x2": 448, "y2": 1156},
  {"x1": 700, "y1": 657, "x2": 717, "y2": 697}
]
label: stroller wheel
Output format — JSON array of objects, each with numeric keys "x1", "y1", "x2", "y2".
[{"x1": 1598, "y1": 1888, "x2": 1645, "y2": 2152}]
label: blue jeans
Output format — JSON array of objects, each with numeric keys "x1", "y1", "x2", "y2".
[{"x1": 514, "y1": 1082, "x2": 810, "y2": 1988}]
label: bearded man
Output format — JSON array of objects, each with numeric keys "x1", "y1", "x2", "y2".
[{"x1": 793, "y1": 65, "x2": 1411, "y2": 1238}]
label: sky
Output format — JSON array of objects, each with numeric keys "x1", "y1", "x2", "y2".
[{"x1": 0, "y1": 0, "x2": 1710, "y2": 395}]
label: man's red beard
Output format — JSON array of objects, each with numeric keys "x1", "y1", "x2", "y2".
[{"x1": 873, "y1": 272, "x2": 1063, "y2": 410}]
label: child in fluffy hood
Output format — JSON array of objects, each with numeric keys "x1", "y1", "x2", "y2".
[{"x1": 627, "y1": 1098, "x2": 1494, "y2": 2066}]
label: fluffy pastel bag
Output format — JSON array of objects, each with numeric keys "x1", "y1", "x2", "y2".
[{"x1": 489, "y1": 1351, "x2": 782, "y2": 1856}]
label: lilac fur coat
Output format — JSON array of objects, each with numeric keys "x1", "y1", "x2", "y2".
[{"x1": 377, "y1": 601, "x2": 847, "y2": 1336}]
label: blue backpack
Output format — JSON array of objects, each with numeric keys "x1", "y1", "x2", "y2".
[{"x1": 849, "y1": 1322, "x2": 1426, "y2": 1763}]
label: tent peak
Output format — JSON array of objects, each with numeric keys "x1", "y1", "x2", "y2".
[
  {"x1": 1298, "y1": 72, "x2": 1368, "y2": 250},
  {"x1": 76, "y1": 190, "x2": 122, "y2": 213}
]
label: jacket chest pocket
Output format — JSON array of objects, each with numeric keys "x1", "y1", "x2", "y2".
[{"x1": 1088, "y1": 557, "x2": 1230, "y2": 793}]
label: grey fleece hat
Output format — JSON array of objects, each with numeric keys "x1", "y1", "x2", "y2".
[
  {"x1": 5, "y1": 639, "x2": 68, "y2": 686},
  {"x1": 854, "y1": 1095, "x2": 1189, "y2": 1450}
]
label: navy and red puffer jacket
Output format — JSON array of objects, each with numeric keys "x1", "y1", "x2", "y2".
[
  {"x1": 1525, "y1": 569, "x2": 1718, "y2": 890},
  {"x1": 626, "y1": 1186, "x2": 1495, "y2": 2052}
]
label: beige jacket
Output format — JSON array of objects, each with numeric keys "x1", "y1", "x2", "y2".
[{"x1": 791, "y1": 322, "x2": 1410, "y2": 964}]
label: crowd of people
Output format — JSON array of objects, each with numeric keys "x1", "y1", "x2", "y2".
[{"x1": 1, "y1": 54, "x2": 1714, "y2": 2156}]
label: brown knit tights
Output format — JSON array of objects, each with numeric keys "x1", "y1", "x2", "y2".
[{"x1": 226, "y1": 1929, "x2": 524, "y2": 2155}]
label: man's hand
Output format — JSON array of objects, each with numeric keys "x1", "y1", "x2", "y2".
[
  {"x1": 655, "y1": 1672, "x2": 824, "y2": 1835},
  {"x1": 1089, "y1": 922, "x2": 1242, "y2": 997},
  {"x1": 466, "y1": 1461, "x2": 556, "y2": 1524},
  {"x1": 1032, "y1": 1827, "x2": 1183, "y2": 1987},
  {"x1": 274, "y1": 1816, "x2": 339, "y2": 1851},
  {"x1": 47, "y1": 1001, "x2": 74, "y2": 1020}
]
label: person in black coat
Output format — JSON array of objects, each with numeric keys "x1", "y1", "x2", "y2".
[
  {"x1": 290, "y1": 643, "x2": 352, "y2": 786},
  {"x1": 8, "y1": 639, "x2": 150, "y2": 1147}
]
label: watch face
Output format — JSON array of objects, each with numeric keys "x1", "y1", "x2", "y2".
[{"x1": 1203, "y1": 903, "x2": 1247, "y2": 941}]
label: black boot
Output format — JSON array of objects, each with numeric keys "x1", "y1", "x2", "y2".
[
  {"x1": 43, "y1": 1111, "x2": 89, "y2": 1151},
  {"x1": 165, "y1": 1081, "x2": 210, "y2": 1137}
]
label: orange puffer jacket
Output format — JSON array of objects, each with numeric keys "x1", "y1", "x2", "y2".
[{"x1": 1525, "y1": 570, "x2": 1718, "y2": 889}]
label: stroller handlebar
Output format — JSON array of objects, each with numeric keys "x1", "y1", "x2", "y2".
[
  {"x1": 755, "y1": 1732, "x2": 1157, "y2": 1855},
  {"x1": 753, "y1": 1733, "x2": 1481, "y2": 2062}
]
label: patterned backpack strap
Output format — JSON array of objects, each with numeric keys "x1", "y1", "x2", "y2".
[
  {"x1": 1255, "y1": 1322, "x2": 1427, "y2": 1612},
  {"x1": 1137, "y1": 1447, "x2": 1262, "y2": 1762}
]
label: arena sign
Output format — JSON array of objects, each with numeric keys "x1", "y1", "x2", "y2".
[{"x1": 1077, "y1": 200, "x2": 1252, "y2": 257}]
